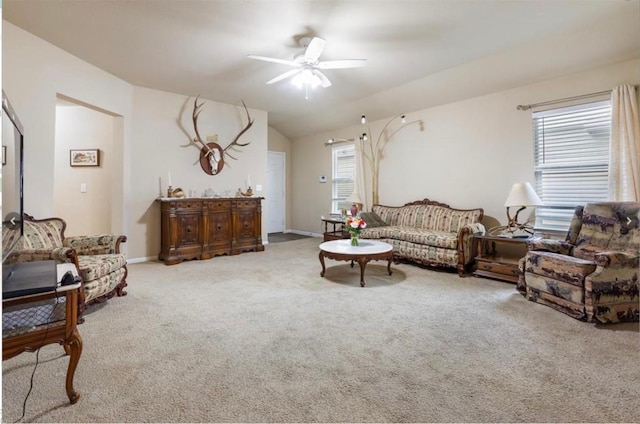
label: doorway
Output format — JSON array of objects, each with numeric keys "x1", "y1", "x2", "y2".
[
  {"x1": 266, "y1": 151, "x2": 285, "y2": 234},
  {"x1": 53, "y1": 98, "x2": 115, "y2": 236}
]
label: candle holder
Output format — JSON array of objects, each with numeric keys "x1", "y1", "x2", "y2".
[
  {"x1": 167, "y1": 186, "x2": 174, "y2": 198},
  {"x1": 239, "y1": 186, "x2": 253, "y2": 197}
]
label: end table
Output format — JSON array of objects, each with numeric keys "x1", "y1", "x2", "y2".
[{"x1": 473, "y1": 234, "x2": 531, "y2": 283}]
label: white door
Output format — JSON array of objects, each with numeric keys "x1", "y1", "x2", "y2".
[{"x1": 267, "y1": 151, "x2": 285, "y2": 233}]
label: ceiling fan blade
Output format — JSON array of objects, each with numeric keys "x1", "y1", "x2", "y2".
[
  {"x1": 317, "y1": 59, "x2": 367, "y2": 69},
  {"x1": 266, "y1": 68, "x2": 302, "y2": 85},
  {"x1": 304, "y1": 37, "x2": 326, "y2": 62},
  {"x1": 247, "y1": 55, "x2": 299, "y2": 67},
  {"x1": 315, "y1": 70, "x2": 332, "y2": 88}
]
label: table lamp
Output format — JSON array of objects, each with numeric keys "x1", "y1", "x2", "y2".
[{"x1": 504, "y1": 182, "x2": 543, "y2": 235}]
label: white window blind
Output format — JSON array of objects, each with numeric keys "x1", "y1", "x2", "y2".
[
  {"x1": 533, "y1": 100, "x2": 611, "y2": 232},
  {"x1": 332, "y1": 144, "x2": 355, "y2": 213}
]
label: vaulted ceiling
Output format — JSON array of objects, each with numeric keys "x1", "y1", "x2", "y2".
[{"x1": 4, "y1": 0, "x2": 639, "y2": 139}]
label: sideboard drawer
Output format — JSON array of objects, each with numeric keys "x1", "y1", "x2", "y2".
[
  {"x1": 175, "y1": 201, "x2": 202, "y2": 212},
  {"x1": 205, "y1": 200, "x2": 231, "y2": 211}
]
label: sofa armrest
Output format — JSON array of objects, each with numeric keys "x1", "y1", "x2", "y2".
[
  {"x1": 457, "y1": 223, "x2": 486, "y2": 273},
  {"x1": 526, "y1": 238, "x2": 573, "y2": 255},
  {"x1": 64, "y1": 234, "x2": 127, "y2": 255},
  {"x1": 3, "y1": 247, "x2": 76, "y2": 265}
]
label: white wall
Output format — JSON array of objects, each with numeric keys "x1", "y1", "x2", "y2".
[
  {"x1": 3, "y1": 21, "x2": 133, "y2": 241},
  {"x1": 291, "y1": 59, "x2": 640, "y2": 234},
  {"x1": 54, "y1": 104, "x2": 115, "y2": 236}
]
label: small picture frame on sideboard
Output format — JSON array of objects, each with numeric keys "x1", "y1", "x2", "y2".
[{"x1": 70, "y1": 149, "x2": 100, "y2": 167}]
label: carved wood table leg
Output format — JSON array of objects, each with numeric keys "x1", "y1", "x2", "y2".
[
  {"x1": 356, "y1": 257, "x2": 369, "y2": 287},
  {"x1": 319, "y1": 251, "x2": 326, "y2": 277},
  {"x1": 65, "y1": 328, "x2": 83, "y2": 404}
]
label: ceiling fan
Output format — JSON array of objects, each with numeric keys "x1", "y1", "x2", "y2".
[{"x1": 247, "y1": 37, "x2": 366, "y2": 96}]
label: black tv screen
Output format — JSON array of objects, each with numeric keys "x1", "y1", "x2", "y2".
[{"x1": 2, "y1": 91, "x2": 24, "y2": 263}]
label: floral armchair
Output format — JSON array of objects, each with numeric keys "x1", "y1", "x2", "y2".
[
  {"x1": 3, "y1": 214, "x2": 128, "y2": 320},
  {"x1": 518, "y1": 202, "x2": 639, "y2": 324}
]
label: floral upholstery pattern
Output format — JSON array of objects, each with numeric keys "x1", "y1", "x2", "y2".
[
  {"x1": 5, "y1": 215, "x2": 128, "y2": 319},
  {"x1": 359, "y1": 200, "x2": 485, "y2": 275},
  {"x1": 65, "y1": 234, "x2": 122, "y2": 255},
  {"x1": 520, "y1": 202, "x2": 640, "y2": 324}
]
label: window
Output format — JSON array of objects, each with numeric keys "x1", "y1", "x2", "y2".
[
  {"x1": 331, "y1": 144, "x2": 355, "y2": 213},
  {"x1": 533, "y1": 100, "x2": 611, "y2": 232}
]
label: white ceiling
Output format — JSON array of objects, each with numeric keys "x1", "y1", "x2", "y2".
[{"x1": 4, "y1": 0, "x2": 639, "y2": 140}]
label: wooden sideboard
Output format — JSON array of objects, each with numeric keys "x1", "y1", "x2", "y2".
[{"x1": 157, "y1": 197, "x2": 264, "y2": 265}]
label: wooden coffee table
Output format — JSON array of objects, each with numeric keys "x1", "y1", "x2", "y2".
[{"x1": 319, "y1": 239, "x2": 393, "y2": 287}]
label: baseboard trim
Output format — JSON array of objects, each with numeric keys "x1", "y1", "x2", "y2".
[
  {"x1": 286, "y1": 229, "x2": 322, "y2": 238},
  {"x1": 128, "y1": 256, "x2": 159, "y2": 264}
]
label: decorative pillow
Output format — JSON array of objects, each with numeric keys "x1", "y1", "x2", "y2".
[{"x1": 360, "y1": 211, "x2": 387, "y2": 228}]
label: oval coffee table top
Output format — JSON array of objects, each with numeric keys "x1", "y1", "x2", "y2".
[{"x1": 319, "y1": 239, "x2": 392, "y2": 255}]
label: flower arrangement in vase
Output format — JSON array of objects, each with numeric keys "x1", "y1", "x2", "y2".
[{"x1": 345, "y1": 216, "x2": 367, "y2": 246}]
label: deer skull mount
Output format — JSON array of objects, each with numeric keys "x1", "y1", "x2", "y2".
[{"x1": 192, "y1": 95, "x2": 254, "y2": 175}]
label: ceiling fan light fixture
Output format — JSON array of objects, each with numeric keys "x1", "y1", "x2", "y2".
[
  {"x1": 291, "y1": 69, "x2": 322, "y2": 89},
  {"x1": 248, "y1": 36, "x2": 366, "y2": 96}
]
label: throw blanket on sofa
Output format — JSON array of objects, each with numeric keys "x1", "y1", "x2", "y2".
[{"x1": 359, "y1": 199, "x2": 485, "y2": 276}]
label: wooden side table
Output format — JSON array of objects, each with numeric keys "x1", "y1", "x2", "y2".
[
  {"x1": 321, "y1": 216, "x2": 348, "y2": 241},
  {"x1": 473, "y1": 234, "x2": 531, "y2": 283},
  {"x1": 3, "y1": 281, "x2": 83, "y2": 404}
]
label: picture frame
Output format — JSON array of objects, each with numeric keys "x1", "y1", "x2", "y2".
[
  {"x1": 2, "y1": 146, "x2": 5, "y2": 165},
  {"x1": 70, "y1": 149, "x2": 100, "y2": 167}
]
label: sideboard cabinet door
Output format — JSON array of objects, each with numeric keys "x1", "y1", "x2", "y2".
[
  {"x1": 203, "y1": 199, "x2": 232, "y2": 259},
  {"x1": 158, "y1": 200, "x2": 203, "y2": 265},
  {"x1": 231, "y1": 198, "x2": 264, "y2": 255}
]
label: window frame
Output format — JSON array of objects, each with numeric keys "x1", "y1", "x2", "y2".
[
  {"x1": 532, "y1": 99, "x2": 611, "y2": 233},
  {"x1": 331, "y1": 143, "x2": 355, "y2": 214}
]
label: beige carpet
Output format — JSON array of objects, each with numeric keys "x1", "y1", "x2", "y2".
[{"x1": 2, "y1": 238, "x2": 639, "y2": 423}]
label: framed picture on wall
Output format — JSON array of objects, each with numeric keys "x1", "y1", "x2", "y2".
[{"x1": 70, "y1": 149, "x2": 100, "y2": 167}]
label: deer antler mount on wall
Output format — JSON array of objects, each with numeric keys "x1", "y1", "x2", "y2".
[{"x1": 191, "y1": 95, "x2": 254, "y2": 175}]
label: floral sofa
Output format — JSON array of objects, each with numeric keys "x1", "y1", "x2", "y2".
[
  {"x1": 359, "y1": 199, "x2": 485, "y2": 276},
  {"x1": 3, "y1": 215, "x2": 128, "y2": 320},
  {"x1": 518, "y1": 202, "x2": 639, "y2": 324}
]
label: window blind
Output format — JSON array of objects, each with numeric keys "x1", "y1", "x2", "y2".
[
  {"x1": 332, "y1": 144, "x2": 355, "y2": 213},
  {"x1": 533, "y1": 100, "x2": 611, "y2": 231}
]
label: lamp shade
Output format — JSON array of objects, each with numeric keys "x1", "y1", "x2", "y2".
[
  {"x1": 504, "y1": 182, "x2": 543, "y2": 207},
  {"x1": 346, "y1": 191, "x2": 363, "y2": 204}
]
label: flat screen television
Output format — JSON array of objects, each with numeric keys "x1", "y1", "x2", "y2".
[{"x1": 2, "y1": 91, "x2": 25, "y2": 264}]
